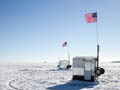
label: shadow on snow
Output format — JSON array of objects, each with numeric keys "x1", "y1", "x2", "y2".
[{"x1": 47, "y1": 80, "x2": 99, "y2": 90}]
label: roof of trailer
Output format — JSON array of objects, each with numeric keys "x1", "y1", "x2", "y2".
[{"x1": 73, "y1": 56, "x2": 97, "y2": 60}]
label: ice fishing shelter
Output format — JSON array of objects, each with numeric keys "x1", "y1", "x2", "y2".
[
  {"x1": 57, "y1": 60, "x2": 71, "y2": 69},
  {"x1": 72, "y1": 56, "x2": 97, "y2": 81},
  {"x1": 71, "y1": 13, "x2": 105, "y2": 82}
]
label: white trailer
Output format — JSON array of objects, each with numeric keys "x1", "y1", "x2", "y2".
[
  {"x1": 72, "y1": 56, "x2": 103, "y2": 81},
  {"x1": 57, "y1": 60, "x2": 71, "y2": 69}
]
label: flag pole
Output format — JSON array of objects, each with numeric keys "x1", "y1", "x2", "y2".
[
  {"x1": 96, "y1": 21, "x2": 99, "y2": 45},
  {"x1": 67, "y1": 46, "x2": 70, "y2": 65},
  {"x1": 96, "y1": 18, "x2": 99, "y2": 68},
  {"x1": 62, "y1": 41, "x2": 70, "y2": 64}
]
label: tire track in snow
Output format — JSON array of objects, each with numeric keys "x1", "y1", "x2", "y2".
[{"x1": 8, "y1": 79, "x2": 21, "y2": 90}]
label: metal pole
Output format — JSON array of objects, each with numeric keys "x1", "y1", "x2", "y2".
[
  {"x1": 68, "y1": 53, "x2": 70, "y2": 64},
  {"x1": 96, "y1": 21, "x2": 99, "y2": 45},
  {"x1": 97, "y1": 45, "x2": 99, "y2": 68},
  {"x1": 67, "y1": 46, "x2": 70, "y2": 64},
  {"x1": 96, "y1": 19, "x2": 99, "y2": 68}
]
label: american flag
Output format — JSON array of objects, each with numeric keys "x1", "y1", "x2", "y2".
[
  {"x1": 62, "y1": 42, "x2": 67, "y2": 47},
  {"x1": 85, "y1": 13, "x2": 97, "y2": 23}
]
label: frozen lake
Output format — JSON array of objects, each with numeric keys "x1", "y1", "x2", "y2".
[{"x1": 0, "y1": 62, "x2": 120, "y2": 90}]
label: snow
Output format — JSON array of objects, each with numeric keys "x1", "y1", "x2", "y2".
[{"x1": 0, "y1": 62, "x2": 120, "y2": 90}]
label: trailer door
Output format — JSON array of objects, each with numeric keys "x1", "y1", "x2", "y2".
[{"x1": 84, "y1": 60, "x2": 92, "y2": 81}]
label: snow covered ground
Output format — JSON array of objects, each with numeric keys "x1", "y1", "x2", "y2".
[{"x1": 0, "y1": 62, "x2": 120, "y2": 90}]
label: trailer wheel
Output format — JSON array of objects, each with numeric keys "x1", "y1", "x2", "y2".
[
  {"x1": 95, "y1": 68, "x2": 101, "y2": 76},
  {"x1": 95, "y1": 67, "x2": 105, "y2": 76},
  {"x1": 66, "y1": 65, "x2": 71, "y2": 69},
  {"x1": 100, "y1": 68, "x2": 105, "y2": 74}
]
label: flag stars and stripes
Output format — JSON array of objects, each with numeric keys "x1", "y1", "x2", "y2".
[
  {"x1": 85, "y1": 13, "x2": 97, "y2": 23},
  {"x1": 62, "y1": 42, "x2": 67, "y2": 47}
]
